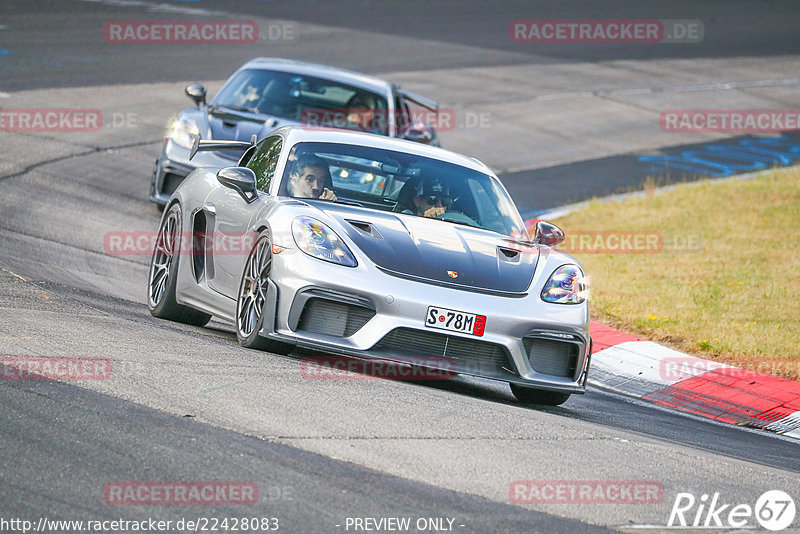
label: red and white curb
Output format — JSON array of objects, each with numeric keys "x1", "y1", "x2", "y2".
[
  {"x1": 524, "y1": 202, "x2": 799, "y2": 439},
  {"x1": 589, "y1": 321, "x2": 800, "y2": 439}
]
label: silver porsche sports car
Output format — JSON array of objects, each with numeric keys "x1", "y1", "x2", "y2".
[
  {"x1": 150, "y1": 58, "x2": 440, "y2": 206},
  {"x1": 148, "y1": 126, "x2": 591, "y2": 405}
]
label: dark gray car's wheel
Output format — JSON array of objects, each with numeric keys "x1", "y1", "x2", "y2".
[
  {"x1": 510, "y1": 384, "x2": 571, "y2": 406},
  {"x1": 236, "y1": 232, "x2": 293, "y2": 354},
  {"x1": 148, "y1": 203, "x2": 211, "y2": 326}
]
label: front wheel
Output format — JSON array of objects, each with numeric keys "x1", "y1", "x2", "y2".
[
  {"x1": 510, "y1": 384, "x2": 571, "y2": 406},
  {"x1": 235, "y1": 232, "x2": 293, "y2": 354},
  {"x1": 148, "y1": 204, "x2": 212, "y2": 327}
]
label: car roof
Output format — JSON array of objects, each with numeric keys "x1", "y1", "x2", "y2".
[
  {"x1": 238, "y1": 58, "x2": 393, "y2": 95},
  {"x1": 274, "y1": 125, "x2": 495, "y2": 176}
]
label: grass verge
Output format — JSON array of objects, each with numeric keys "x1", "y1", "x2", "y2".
[{"x1": 551, "y1": 165, "x2": 800, "y2": 380}]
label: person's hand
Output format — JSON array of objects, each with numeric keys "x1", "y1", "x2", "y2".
[
  {"x1": 423, "y1": 206, "x2": 446, "y2": 218},
  {"x1": 320, "y1": 188, "x2": 337, "y2": 201}
]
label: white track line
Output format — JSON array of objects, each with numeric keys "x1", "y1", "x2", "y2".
[{"x1": 76, "y1": 0, "x2": 219, "y2": 16}]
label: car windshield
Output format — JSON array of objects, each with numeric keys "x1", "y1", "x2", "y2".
[
  {"x1": 212, "y1": 69, "x2": 390, "y2": 136},
  {"x1": 279, "y1": 141, "x2": 529, "y2": 238}
]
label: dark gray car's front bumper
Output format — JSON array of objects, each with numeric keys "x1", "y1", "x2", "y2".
[{"x1": 150, "y1": 139, "x2": 237, "y2": 205}]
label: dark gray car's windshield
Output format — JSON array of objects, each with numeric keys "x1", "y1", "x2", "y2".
[
  {"x1": 280, "y1": 141, "x2": 528, "y2": 238},
  {"x1": 212, "y1": 69, "x2": 390, "y2": 136}
]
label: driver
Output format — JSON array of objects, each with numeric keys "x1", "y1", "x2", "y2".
[
  {"x1": 346, "y1": 93, "x2": 379, "y2": 132},
  {"x1": 236, "y1": 84, "x2": 261, "y2": 108},
  {"x1": 403, "y1": 176, "x2": 451, "y2": 218},
  {"x1": 288, "y1": 155, "x2": 337, "y2": 200}
]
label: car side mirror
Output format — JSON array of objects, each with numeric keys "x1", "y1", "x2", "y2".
[
  {"x1": 217, "y1": 167, "x2": 258, "y2": 203},
  {"x1": 534, "y1": 221, "x2": 565, "y2": 247},
  {"x1": 185, "y1": 84, "x2": 207, "y2": 107},
  {"x1": 402, "y1": 122, "x2": 435, "y2": 144}
]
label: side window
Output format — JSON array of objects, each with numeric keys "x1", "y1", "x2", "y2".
[{"x1": 246, "y1": 136, "x2": 283, "y2": 192}]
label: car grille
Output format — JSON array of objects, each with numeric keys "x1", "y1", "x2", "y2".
[
  {"x1": 372, "y1": 328, "x2": 511, "y2": 374},
  {"x1": 296, "y1": 298, "x2": 375, "y2": 337},
  {"x1": 523, "y1": 337, "x2": 579, "y2": 378}
]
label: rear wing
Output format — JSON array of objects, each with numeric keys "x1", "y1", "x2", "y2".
[
  {"x1": 189, "y1": 134, "x2": 258, "y2": 160},
  {"x1": 397, "y1": 89, "x2": 438, "y2": 112}
]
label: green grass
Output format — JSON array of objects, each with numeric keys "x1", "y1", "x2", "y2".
[{"x1": 553, "y1": 166, "x2": 800, "y2": 380}]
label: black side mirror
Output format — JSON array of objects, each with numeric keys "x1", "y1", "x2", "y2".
[
  {"x1": 534, "y1": 221, "x2": 565, "y2": 247},
  {"x1": 217, "y1": 167, "x2": 258, "y2": 203},
  {"x1": 185, "y1": 84, "x2": 207, "y2": 107},
  {"x1": 402, "y1": 122, "x2": 435, "y2": 144}
]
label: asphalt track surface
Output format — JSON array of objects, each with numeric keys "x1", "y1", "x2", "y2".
[
  {"x1": 3, "y1": 0, "x2": 800, "y2": 91},
  {"x1": 1, "y1": 1, "x2": 799, "y2": 532}
]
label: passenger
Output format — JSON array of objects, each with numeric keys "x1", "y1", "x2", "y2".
[
  {"x1": 288, "y1": 155, "x2": 337, "y2": 200},
  {"x1": 403, "y1": 176, "x2": 451, "y2": 218}
]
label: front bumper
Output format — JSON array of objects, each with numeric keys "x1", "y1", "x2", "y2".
[
  {"x1": 150, "y1": 139, "x2": 238, "y2": 205},
  {"x1": 261, "y1": 247, "x2": 591, "y2": 394}
]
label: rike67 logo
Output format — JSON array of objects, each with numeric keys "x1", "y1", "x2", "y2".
[{"x1": 668, "y1": 490, "x2": 795, "y2": 531}]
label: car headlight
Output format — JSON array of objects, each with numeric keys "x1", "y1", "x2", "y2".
[
  {"x1": 541, "y1": 264, "x2": 587, "y2": 304},
  {"x1": 292, "y1": 217, "x2": 357, "y2": 267},
  {"x1": 167, "y1": 117, "x2": 200, "y2": 149}
]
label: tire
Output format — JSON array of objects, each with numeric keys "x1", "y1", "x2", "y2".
[
  {"x1": 510, "y1": 384, "x2": 571, "y2": 406},
  {"x1": 147, "y1": 203, "x2": 212, "y2": 327},
  {"x1": 235, "y1": 231, "x2": 293, "y2": 354}
]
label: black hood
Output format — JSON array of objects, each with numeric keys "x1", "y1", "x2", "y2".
[
  {"x1": 318, "y1": 204, "x2": 538, "y2": 294},
  {"x1": 205, "y1": 107, "x2": 297, "y2": 159}
]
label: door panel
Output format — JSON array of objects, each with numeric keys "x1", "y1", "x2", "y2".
[{"x1": 206, "y1": 136, "x2": 283, "y2": 298}]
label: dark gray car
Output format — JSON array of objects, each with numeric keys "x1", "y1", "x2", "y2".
[{"x1": 150, "y1": 58, "x2": 440, "y2": 205}]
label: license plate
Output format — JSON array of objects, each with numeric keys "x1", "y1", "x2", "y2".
[{"x1": 425, "y1": 306, "x2": 486, "y2": 336}]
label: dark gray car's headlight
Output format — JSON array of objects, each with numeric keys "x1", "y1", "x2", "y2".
[
  {"x1": 167, "y1": 117, "x2": 200, "y2": 149},
  {"x1": 541, "y1": 264, "x2": 587, "y2": 304},
  {"x1": 292, "y1": 217, "x2": 357, "y2": 267}
]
